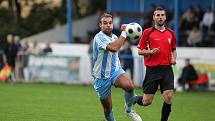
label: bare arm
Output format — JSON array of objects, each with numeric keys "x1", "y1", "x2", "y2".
[
  {"x1": 171, "y1": 50, "x2": 177, "y2": 65},
  {"x1": 138, "y1": 49, "x2": 151, "y2": 56},
  {"x1": 106, "y1": 24, "x2": 127, "y2": 52},
  {"x1": 3, "y1": 53, "x2": 7, "y2": 65},
  {"x1": 106, "y1": 35, "x2": 126, "y2": 52},
  {"x1": 138, "y1": 47, "x2": 160, "y2": 56}
]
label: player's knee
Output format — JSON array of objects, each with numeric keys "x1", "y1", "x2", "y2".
[
  {"x1": 164, "y1": 93, "x2": 173, "y2": 103},
  {"x1": 143, "y1": 98, "x2": 152, "y2": 106},
  {"x1": 124, "y1": 83, "x2": 134, "y2": 92},
  {"x1": 104, "y1": 106, "x2": 112, "y2": 113}
]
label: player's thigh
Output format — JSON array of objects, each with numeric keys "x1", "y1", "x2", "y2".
[
  {"x1": 114, "y1": 73, "x2": 134, "y2": 91},
  {"x1": 160, "y1": 66, "x2": 174, "y2": 92},
  {"x1": 143, "y1": 67, "x2": 161, "y2": 94},
  {"x1": 100, "y1": 93, "x2": 113, "y2": 112},
  {"x1": 93, "y1": 78, "x2": 112, "y2": 100},
  {"x1": 142, "y1": 78, "x2": 160, "y2": 94}
]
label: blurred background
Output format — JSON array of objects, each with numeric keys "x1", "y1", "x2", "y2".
[{"x1": 0, "y1": 0, "x2": 215, "y2": 91}]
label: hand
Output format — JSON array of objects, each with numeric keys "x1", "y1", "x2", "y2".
[
  {"x1": 120, "y1": 24, "x2": 127, "y2": 31},
  {"x1": 150, "y1": 47, "x2": 160, "y2": 55},
  {"x1": 171, "y1": 58, "x2": 176, "y2": 65}
]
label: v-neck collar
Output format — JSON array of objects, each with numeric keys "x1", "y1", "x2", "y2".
[
  {"x1": 153, "y1": 27, "x2": 166, "y2": 33},
  {"x1": 101, "y1": 31, "x2": 113, "y2": 38}
]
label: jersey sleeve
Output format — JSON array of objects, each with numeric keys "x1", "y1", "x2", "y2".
[
  {"x1": 137, "y1": 30, "x2": 147, "y2": 50},
  {"x1": 95, "y1": 34, "x2": 110, "y2": 50}
]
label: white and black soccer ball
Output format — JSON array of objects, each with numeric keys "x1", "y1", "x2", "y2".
[{"x1": 125, "y1": 22, "x2": 143, "y2": 40}]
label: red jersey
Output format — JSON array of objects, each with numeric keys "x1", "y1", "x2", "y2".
[{"x1": 138, "y1": 27, "x2": 176, "y2": 66}]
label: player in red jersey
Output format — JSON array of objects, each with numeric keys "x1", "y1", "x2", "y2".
[{"x1": 135, "y1": 7, "x2": 177, "y2": 121}]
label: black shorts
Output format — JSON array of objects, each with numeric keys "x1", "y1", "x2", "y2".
[{"x1": 142, "y1": 65, "x2": 174, "y2": 94}]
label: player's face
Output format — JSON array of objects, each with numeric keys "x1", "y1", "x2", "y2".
[
  {"x1": 100, "y1": 17, "x2": 113, "y2": 35},
  {"x1": 153, "y1": 10, "x2": 166, "y2": 26}
]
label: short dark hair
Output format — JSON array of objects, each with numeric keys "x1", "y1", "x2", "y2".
[
  {"x1": 155, "y1": 7, "x2": 165, "y2": 11},
  {"x1": 99, "y1": 12, "x2": 112, "y2": 23},
  {"x1": 154, "y1": 7, "x2": 166, "y2": 14}
]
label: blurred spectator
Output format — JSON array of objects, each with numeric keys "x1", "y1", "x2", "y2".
[
  {"x1": 193, "y1": 5, "x2": 203, "y2": 28},
  {"x1": 145, "y1": 4, "x2": 156, "y2": 26},
  {"x1": 14, "y1": 35, "x2": 22, "y2": 51},
  {"x1": 202, "y1": 7, "x2": 214, "y2": 32},
  {"x1": 92, "y1": 9, "x2": 103, "y2": 35},
  {"x1": 187, "y1": 26, "x2": 202, "y2": 46},
  {"x1": 17, "y1": 39, "x2": 29, "y2": 80},
  {"x1": 166, "y1": 9, "x2": 174, "y2": 29},
  {"x1": 3, "y1": 34, "x2": 19, "y2": 81},
  {"x1": 119, "y1": 40, "x2": 134, "y2": 80},
  {"x1": 20, "y1": 39, "x2": 30, "y2": 53},
  {"x1": 27, "y1": 40, "x2": 40, "y2": 55},
  {"x1": 178, "y1": 58, "x2": 198, "y2": 91},
  {"x1": 180, "y1": 6, "x2": 194, "y2": 30},
  {"x1": 87, "y1": 31, "x2": 94, "y2": 43},
  {"x1": 113, "y1": 13, "x2": 121, "y2": 36},
  {"x1": 73, "y1": 37, "x2": 82, "y2": 43},
  {"x1": 42, "y1": 42, "x2": 52, "y2": 54},
  {"x1": 0, "y1": 46, "x2": 4, "y2": 70},
  {"x1": 142, "y1": 18, "x2": 151, "y2": 30}
]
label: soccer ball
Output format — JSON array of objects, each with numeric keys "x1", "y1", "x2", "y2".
[{"x1": 125, "y1": 23, "x2": 142, "y2": 40}]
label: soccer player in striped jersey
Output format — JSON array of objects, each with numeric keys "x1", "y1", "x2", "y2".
[{"x1": 92, "y1": 13, "x2": 142, "y2": 121}]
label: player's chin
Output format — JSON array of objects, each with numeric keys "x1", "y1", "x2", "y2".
[
  {"x1": 104, "y1": 30, "x2": 112, "y2": 35},
  {"x1": 158, "y1": 22, "x2": 164, "y2": 26},
  {"x1": 106, "y1": 29, "x2": 113, "y2": 33},
  {"x1": 108, "y1": 28, "x2": 113, "y2": 32}
]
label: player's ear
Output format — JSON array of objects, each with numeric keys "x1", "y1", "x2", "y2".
[
  {"x1": 153, "y1": 14, "x2": 155, "y2": 21},
  {"x1": 164, "y1": 15, "x2": 167, "y2": 20},
  {"x1": 99, "y1": 22, "x2": 102, "y2": 28},
  {"x1": 152, "y1": 11, "x2": 155, "y2": 19},
  {"x1": 99, "y1": 21, "x2": 102, "y2": 28}
]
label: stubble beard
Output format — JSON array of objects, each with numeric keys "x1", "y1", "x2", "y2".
[
  {"x1": 103, "y1": 29, "x2": 112, "y2": 36},
  {"x1": 155, "y1": 20, "x2": 165, "y2": 30},
  {"x1": 157, "y1": 20, "x2": 164, "y2": 26},
  {"x1": 158, "y1": 23, "x2": 164, "y2": 26}
]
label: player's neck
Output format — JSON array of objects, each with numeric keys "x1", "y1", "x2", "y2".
[
  {"x1": 154, "y1": 25, "x2": 165, "y2": 32},
  {"x1": 102, "y1": 31, "x2": 112, "y2": 37}
]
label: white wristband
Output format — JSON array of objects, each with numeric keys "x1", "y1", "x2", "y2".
[{"x1": 120, "y1": 31, "x2": 127, "y2": 39}]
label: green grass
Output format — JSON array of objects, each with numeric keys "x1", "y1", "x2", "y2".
[{"x1": 0, "y1": 83, "x2": 215, "y2": 121}]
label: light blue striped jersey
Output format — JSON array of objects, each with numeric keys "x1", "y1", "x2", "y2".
[{"x1": 92, "y1": 31, "x2": 121, "y2": 79}]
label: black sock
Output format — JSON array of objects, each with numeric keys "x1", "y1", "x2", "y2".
[
  {"x1": 161, "y1": 102, "x2": 171, "y2": 121},
  {"x1": 134, "y1": 96, "x2": 143, "y2": 106}
]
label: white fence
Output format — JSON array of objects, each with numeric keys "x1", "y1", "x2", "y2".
[{"x1": 17, "y1": 43, "x2": 215, "y2": 91}]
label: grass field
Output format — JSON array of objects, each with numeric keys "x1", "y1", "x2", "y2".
[{"x1": 0, "y1": 83, "x2": 215, "y2": 121}]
